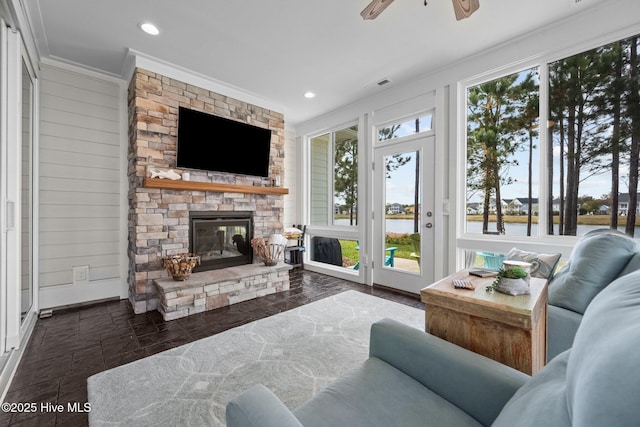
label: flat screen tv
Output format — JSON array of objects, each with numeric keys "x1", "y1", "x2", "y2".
[{"x1": 176, "y1": 106, "x2": 272, "y2": 177}]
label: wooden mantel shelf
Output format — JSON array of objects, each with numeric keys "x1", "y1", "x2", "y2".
[{"x1": 143, "y1": 177, "x2": 289, "y2": 195}]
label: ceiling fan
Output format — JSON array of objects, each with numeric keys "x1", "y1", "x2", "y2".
[{"x1": 361, "y1": 0, "x2": 479, "y2": 21}]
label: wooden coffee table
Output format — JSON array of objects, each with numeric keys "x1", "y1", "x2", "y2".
[{"x1": 420, "y1": 270, "x2": 548, "y2": 375}]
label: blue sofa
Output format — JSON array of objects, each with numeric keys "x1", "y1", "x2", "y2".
[
  {"x1": 547, "y1": 229, "x2": 640, "y2": 359},
  {"x1": 227, "y1": 269, "x2": 640, "y2": 427}
]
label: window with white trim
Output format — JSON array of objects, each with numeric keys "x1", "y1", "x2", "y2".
[
  {"x1": 309, "y1": 124, "x2": 358, "y2": 227},
  {"x1": 464, "y1": 34, "x2": 640, "y2": 240}
]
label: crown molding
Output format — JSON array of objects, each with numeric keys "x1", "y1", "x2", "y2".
[{"x1": 123, "y1": 49, "x2": 284, "y2": 115}]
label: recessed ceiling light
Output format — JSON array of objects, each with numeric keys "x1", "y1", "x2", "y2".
[
  {"x1": 304, "y1": 92, "x2": 316, "y2": 99},
  {"x1": 140, "y1": 22, "x2": 160, "y2": 36}
]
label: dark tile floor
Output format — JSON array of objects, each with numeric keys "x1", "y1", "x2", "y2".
[{"x1": 1, "y1": 270, "x2": 423, "y2": 426}]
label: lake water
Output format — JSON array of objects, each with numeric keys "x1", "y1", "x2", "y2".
[
  {"x1": 465, "y1": 221, "x2": 640, "y2": 239},
  {"x1": 336, "y1": 218, "x2": 640, "y2": 239}
]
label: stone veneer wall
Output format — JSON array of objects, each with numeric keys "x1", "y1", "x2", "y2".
[{"x1": 127, "y1": 68, "x2": 285, "y2": 314}]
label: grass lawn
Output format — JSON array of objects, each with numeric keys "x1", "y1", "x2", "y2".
[
  {"x1": 467, "y1": 214, "x2": 640, "y2": 226},
  {"x1": 339, "y1": 234, "x2": 417, "y2": 264}
]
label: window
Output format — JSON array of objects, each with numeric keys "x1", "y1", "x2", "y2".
[
  {"x1": 465, "y1": 67, "x2": 540, "y2": 237},
  {"x1": 308, "y1": 236, "x2": 360, "y2": 270},
  {"x1": 549, "y1": 35, "x2": 640, "y2": 237},
  {"x1": 464, "y1": 33, "x2": 640, "y2": 239},
  {"x1": 310, "y1": 125, "x2": 359, "y2": 226},
  {"x1": 378, "y1": 114, "x2": 432, "y2": 142}
]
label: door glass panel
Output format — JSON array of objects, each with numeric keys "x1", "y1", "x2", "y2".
[
  {"x1": 21, "y1": 59, "x2": 33, "y2": 323},
  {"x1": 383, "y1": 150, "x2": 421, "y2": 272}
]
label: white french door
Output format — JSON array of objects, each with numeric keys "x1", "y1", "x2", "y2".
[
  {"x1": 1, "y1": 22, "x2": 37, "y2": 355},
  {"x1": 373, "y1": 135, "x2": 435, "y2": 294}
]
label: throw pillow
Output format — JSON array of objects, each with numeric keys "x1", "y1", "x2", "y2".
[{"x1": 506, "y1": 248, "x2": 561, "y2": 280}]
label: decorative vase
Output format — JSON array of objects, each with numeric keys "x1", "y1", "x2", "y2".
[
  {"x1": 164, "y1": 253, "x2": 200, "y2": 281},
  {"x1": 496, "y1": 277, "x2": 530, "y2": 295}
]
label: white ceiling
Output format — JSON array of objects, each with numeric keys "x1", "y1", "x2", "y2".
[{"x1": 25, "y1": 0, "x2": 604, "y2": 125}]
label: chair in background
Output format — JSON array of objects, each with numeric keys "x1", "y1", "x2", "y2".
[
  {"x1": 311, "y1": 236, "x2": 342, "y2": 266},
  {"x1": 384, "y1": 247, "x2": 397, "y2": 267},
  {"x1": 477, "y1": 251, "x2": 506, "y2": 270},
  {"x1": 354, "y1": 245, "x2": 397, "y2": 270},
  {"x1": 409, "y1": 233, "x2": 420, "y2": 264},
  {"x1": 284, "y1": 225, "x2": 306, "y2": 268}
]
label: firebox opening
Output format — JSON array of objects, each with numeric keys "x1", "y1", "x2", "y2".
[{"x1": 189, "y1": 211, "x2": 254, "y2": 272}]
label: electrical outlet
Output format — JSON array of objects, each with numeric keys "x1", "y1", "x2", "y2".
[{"x1": 73, "y1": 265, "x2": 90, "y2": 284}]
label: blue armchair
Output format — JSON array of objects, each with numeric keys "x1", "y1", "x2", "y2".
[{"x1": 228, "y1": 269, "x2": 640, "y2": 427}]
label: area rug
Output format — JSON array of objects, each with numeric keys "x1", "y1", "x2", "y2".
[{"x1": 87, "y1": 290, "x2": 424, "y2": 426}]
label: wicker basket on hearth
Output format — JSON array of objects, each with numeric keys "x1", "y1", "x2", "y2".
[
  {"x1": 251, "y1": 235, "x2": 287, "y2": 266},
  {"x1": 164, "y1": 253, "x2": 200, "y2": 281}
]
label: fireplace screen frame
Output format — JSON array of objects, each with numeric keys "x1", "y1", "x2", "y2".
[{"x1": 189, "y1": 211, "x2": 254, "y2": 272}]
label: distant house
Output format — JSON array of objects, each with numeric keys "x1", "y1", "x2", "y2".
[
  {"x1": 488, "y1": 198, "x2": 508, "y2": 214},
  {"x1": 467, "y1": 203, "x2": 483, "y2": 215},
  {"x1": 387, "y1": 203, "x2": 405, "y2": 214},
  {"x1": 546, "y1": 196, "x2": 638, "y2": 215},
  {"x1": 508, "y1": 197, "x2": 538, "y2": 214},
  {"x1": 334, "y1": 205, "x2": 357, "y2": 215},
  {"x1": 404, "y1": 205, "x2": 418, "y2": 215},
  {"x1": 504, "y1": 198, "x2": 522, "y2": 214},
  {"x1": 619, "y1": 193, "x2": 640, "y2": 215}
]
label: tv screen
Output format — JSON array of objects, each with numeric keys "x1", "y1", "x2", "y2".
[{"x1": 176, "y1": 107, "x2": 272, "y2": 177}]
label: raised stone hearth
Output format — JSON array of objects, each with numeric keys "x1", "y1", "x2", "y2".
[
  {"x1": 127, "y1": 68, "x2": 286, "y2": 314},
  {"x1": 154, "y1": 262, "x2": 293, "y2": 321}
]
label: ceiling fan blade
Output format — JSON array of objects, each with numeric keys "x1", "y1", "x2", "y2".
[
  {"x1": 361, "y1": 0, "x2": 396, "y2": 20},
  {"x1": 452, "y1": 0, "x2": 480, "y2": 21}
]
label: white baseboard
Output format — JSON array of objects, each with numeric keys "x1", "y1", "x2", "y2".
[{"x1": 39, "y1": 277, "x2": 128, "y2": 309}]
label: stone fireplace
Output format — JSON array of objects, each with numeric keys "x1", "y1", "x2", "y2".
[
  {"x1": 189, "y1": 211, "x2": 254, "y2": 271},
  {"x1": 127, "y1": 68, "x2": 286, "y2": 314}
]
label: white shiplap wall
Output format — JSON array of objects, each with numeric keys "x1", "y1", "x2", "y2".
[
  {"x1": 310, "y1": 134, "x2": 329, "y2": 225},
  {"x1": 39, "y1": 62, "x2": 124, "y2": 296}
]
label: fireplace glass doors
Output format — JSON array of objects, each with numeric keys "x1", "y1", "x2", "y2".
[{"x1": 189, "y1": 212, "x2": 253, "y2": 271}]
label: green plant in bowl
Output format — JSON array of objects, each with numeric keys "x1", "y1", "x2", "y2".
[{"x1": 486, "y1": 266, "x2": 528, "y2": 291}]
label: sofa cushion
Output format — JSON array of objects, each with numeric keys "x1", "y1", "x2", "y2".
[
  {"x1": 548, "y1": 231, "x2": 639, "y2": 314},
  {"x1": 546, "y1": 305, "x2": 583, "y2": 361},
  {"x1": 506, "y1": 248, "x2": 561, "y2": 280},
  {"x1": 294, "y1": 357, "x2": 482, "y2": 427},
  {"x1": 492, "y1": 351, "x2": 571, "y2": 427},
  {"x1": 619, "y1": 252, "x2": 640, "y2": 277},
  {"x1": 564, "y1": 269, "x2": 640, "y2": 426}
]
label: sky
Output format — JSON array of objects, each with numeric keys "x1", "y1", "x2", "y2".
[
  {"x1": 380, "y1": 109, "x2": 629, "y2": 206},
  {"x1": 386, "y1": 144, "x2": 626, "y2": 206},
  {"x1": 385, "y1": 153, "x2": 419, "y2": 205}
]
